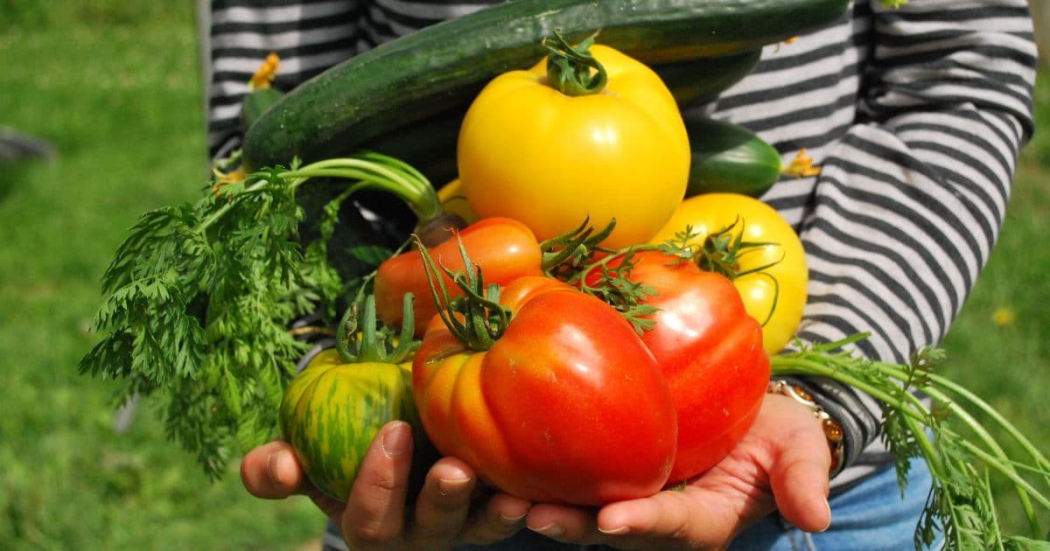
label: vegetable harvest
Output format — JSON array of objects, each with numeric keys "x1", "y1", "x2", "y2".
[{"x1": 79, "y1": 3, "x2": 1049, "y2": 548}]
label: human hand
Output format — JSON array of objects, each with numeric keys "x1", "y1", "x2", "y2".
[
  {"x1": 240, "y1": 420, "x2": 531, "y2": 550},
  {"x1": 521, "y1": 394, "x2": 833, "y2": 550}
]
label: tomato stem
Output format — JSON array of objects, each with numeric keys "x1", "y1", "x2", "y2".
[
  {"x1": 538, "y1": 217, "x2": 618, "y2": 276},
  {"x1": 543, "y1": 30, "x2": 607, "y2": 97},
  {"x1": 414, "y1": 234, "x2": 511, "y2": 351},
  {"x1": 657, "y1": 220, "x2": 785, "y2": 328},
  {"x1": 335, "y1": 294, "x2": 418, "y2": 365}
]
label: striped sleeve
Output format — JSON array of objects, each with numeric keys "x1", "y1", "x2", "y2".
[
  {"x1": 204, "y1": 0, "x2": 368, "y2": 159},
  {"x1": 799, "y1": 0, "x2": 1035, "y2": 362},
  {"x1": 791, "y1": 0, "x2": 1036, "y2": 483},
  {"x1": 202, "y1": 0, "x2": 502, "y2": 160}
]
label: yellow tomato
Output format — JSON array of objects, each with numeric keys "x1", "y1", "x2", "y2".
[
  {"x1": 457, "y1": 43, "x2": 690, "y2": 248},
  {"x1": 650, "y1": 193, "x2": 808, "y2": 355}
]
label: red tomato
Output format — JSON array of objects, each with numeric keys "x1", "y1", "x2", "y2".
[
  {"x1": 412, "y1": 276, "x2": 678, "y2": 505},
  {"x1": 374, "y1": 217, "x2": 544, "y2": 335},
  {"x1": 584, "y1": 250, "x2": 770, "y2": 482}
]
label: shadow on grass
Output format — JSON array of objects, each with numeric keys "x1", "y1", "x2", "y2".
[{"x1": 0, "y1": 128, "x2": 57, "y2": 202}]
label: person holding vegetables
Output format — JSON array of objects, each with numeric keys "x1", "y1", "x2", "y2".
[{"x1": 204, "y1": 0, "x2": 1038, "y2": 549}]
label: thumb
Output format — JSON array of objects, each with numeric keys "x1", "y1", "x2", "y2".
[{"x1": 241, "y1": 440, "x2": 304, "y2": 499}]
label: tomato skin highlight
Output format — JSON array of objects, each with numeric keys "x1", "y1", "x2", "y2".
[
  {"x1": 651, "y1": 193, "x2": 809, "y2": 355},
  {"x1": 457, "y1": 44, "x2": 690, "y2": 248},
  {"x1": 412, "y1": 277, "x2": 678, "y2": 505},
  {"x1": 374, "y1": 217, "x2": 544, "y2": 335}
]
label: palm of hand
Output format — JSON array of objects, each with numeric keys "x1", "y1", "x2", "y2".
[{"x1": 523, "y1": 394, "x2": 833, "y2": 550}]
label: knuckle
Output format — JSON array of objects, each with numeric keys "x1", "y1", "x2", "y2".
[
  {"x1": 368, "y1": 470, "x2": 404, "y2": 494},
  {"x1": 344, "y1": 521, "x2": 399, "y2": 548}
]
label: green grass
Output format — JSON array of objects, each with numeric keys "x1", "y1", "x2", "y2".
[
  {"x1": 938, "y1": 72, "x2": 1050, "y2": 537},
  {"x1": 0, "y1": 2, "x2": 322, "y2": 549},
  {"x1": 0, "y1": 1, "x2": 1047, "y2": 548}
]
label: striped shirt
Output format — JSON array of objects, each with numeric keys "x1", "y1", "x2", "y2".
[{"x1": 200, "y1": 0, "x2": 1037, "y2": 506}]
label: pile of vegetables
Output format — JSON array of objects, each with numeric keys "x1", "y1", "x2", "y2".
[{"x1": 79, "y1": 0, "x2": 1049, "y2": 548}]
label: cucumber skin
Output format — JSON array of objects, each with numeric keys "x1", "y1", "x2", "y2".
[
  {"x1": 242, "y1": 0, "x2": 849, "y2": 170},
  {"x1": 657, "y1": 49, "x2": 762, "y2": 108},
  {"x1": 685, "y1": 118, "x2": 783, "y2": 198}
]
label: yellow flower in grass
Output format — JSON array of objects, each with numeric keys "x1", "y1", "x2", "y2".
[{"x1": 992, "y1": 307, "x2": 1016, "y2": 327}]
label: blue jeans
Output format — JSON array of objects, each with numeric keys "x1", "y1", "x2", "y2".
[
  {"x1": 327, "y1": 461, "x2": 942, "y2": 550},
  {"x1": 729, "y1": 461, "x2": 942, "y2": 550}
]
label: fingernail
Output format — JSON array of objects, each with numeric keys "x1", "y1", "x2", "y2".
[
  {"x1": 498, "y1": 511, "x2": 527, "y2": 525},
  {"x1": 266, "y1": 450, "x2": 286, "y2": 485},
  {"x1": 382, "y1": 422, "x2": 411, "y2": 458},
  {"x1": 531, "y1": 523, "x2": 564, "y2": 538},
  {"x1": 818, "y1": 499, "x2": 832, "y2": 533},
  {"x1": 436, "y1": 476, "x2": 472, "y2": 496},
  {"x1": 598, "y1": 525, "x2": 629, "y2": 535}
]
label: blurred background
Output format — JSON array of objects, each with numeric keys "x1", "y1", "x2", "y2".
[{"x1": 1, "y1": 1, "x2": 1047, "y2": 549}]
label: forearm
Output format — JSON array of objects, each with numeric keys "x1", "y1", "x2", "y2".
[{"x1": 788, "y1": 0, "x2": 1036, "y2": 478}]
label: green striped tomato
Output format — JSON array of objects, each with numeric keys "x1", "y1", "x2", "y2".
[{"x1": 278, "y1": 349, "x2": 421, "y2": 501}]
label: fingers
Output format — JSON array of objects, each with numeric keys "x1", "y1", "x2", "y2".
[
  {"x1": 525, "y1": 504, "x2": 601, "y2": 544},
  {"x1": 240, "y1": 439, "x2": 346, "y2": 521},
  {"x1": 408, "y1": 457, "x2": 478, "y2": 546},
  {"x1": 764, "y1": 396, "x2": 833, "y2": 533},
  {"x1": 241, "y1": 440, "x2": 304, "y2": 499},
  {"x1": 766, "y1": 436, "x2": 832, "y2": 533},
  {"x1": 411, "y1": 459, "x2": 531, "y2": 546},
  {"x1": 341, "y1": 420, "x2": 415, "y2": 547},
  {"x1": 341, "y1": 422, "x2": 530, "y2": 549},
  {"x1": 460, "y1": 491, "x2": 532, "y2": 544},
  {"x1": 596, "y1": 490, "x2": 714, "y2": 544}
]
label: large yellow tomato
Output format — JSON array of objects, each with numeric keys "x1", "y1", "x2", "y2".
[
  {"x1": 457, "y1": 41, "x2": 690, "y2": 249},
  {"x1": 650, "y1": 193, "x2": 808, "y2": 355}
]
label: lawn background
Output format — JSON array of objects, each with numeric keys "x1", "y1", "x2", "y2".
[{"x1": 1, "y1": 1, "x2": 1047, "y2": 549}]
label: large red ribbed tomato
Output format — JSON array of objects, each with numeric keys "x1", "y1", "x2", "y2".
[
  {"x1": 412, "y1": 276, "x2": 678, "y2": 505},
  {"x1": 584, "y1": 250, "x2": 770, "y2": 483}
]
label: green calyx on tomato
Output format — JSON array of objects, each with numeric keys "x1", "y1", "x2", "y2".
[
  {"x1": 661, "y1": 219, "x2": 785, "y2": 327},
  {"x1": 543, "y1": 31, "x2": 608, "y2": 97},
  {"x1": 412, "y1": 233, "x2": 512, "y2": 351},
  {"x1": 335, "y1": 292, "x2": 419, "y2": 365}
]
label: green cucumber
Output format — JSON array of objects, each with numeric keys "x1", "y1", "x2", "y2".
[
  {"x1": 655, "y1": 49, "x2": 762, "y2": 107},
  {"x1": 242, "y1": 0, "x2": 849, "y2": 170},
  {"x1": 684, "y1": 117, "x2": 783, "y2": 198}
]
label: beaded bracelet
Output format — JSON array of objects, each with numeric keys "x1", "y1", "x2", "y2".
[{"x1": 767, "y1": 380, "x2": 845, "y2": 476}]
